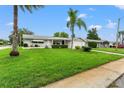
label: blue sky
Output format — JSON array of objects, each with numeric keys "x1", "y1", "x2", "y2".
[{"x1": 0, "y1": 5, "x2": 124, "y2": 41}]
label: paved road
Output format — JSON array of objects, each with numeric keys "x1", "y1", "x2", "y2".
[
  {"x1": 0, "y1": 46, "x2": 11, "y2": 50},
  {"x1": 109, "y1": 74, "x2": 124, "y2": 88},
  {"x1": 44, "y1": 58, "x2": 124, "y2": 88}
]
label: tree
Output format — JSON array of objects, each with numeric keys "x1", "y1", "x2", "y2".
[
  {"x1": 9, "y1": 28, "x2": 34, "y2": 45},
  {"x1": 66, "y1": 8, "x2": 87, "y2": 49},
  {"x1": 0, "y1": 39, "x2": 8, "y2": 45},
  {"x1": 10, "y1": 5, "x2": 43, "y2": 56},
  {"x1": 53, "y1": 32, "x2": 69, "y2": 38},
  {"x1": 87, "y1": 28, "x2": 101, "y2": 48},
  {"x1": 18, "y1": 28, "x2": 34, "y2": 46}
]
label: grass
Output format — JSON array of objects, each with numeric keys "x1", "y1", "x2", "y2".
[
  {"x1": 0, "y1": 48, "x2": 123, "y2": 88},
  {"x1": 94, "y1": 48, "x2": 124, "y2": 54}
]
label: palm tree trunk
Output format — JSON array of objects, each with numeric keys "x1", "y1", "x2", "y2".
[
  {"x1": 12, "y1": 5, "x2": 18, "y2": 52},
  {"x1": 71, "y1": 36, "x2": 74, "y2": 49},
  {"x1": 71, "y1": 28, "x2": 74, "y2": 49},
  {"x1": 10, "y1": 5, "x2": 19, "y2": 56}
]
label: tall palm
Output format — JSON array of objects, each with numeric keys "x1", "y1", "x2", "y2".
[
  {"x1": 67, "y1": 8, "x2": 87, "y2": 49},
  {"x1": 10, "y1": 5, "x2": 43, "y2": 56}
]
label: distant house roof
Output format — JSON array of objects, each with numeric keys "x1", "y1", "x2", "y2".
[
  {"x1": 23, "y1": 34, "x2": 51, "y2": 40},
  {"x1": 84, "y1": 39, "x2": 104, "y2": 43},
  {"x1": 23, "y1": 34, "x2": 113, "y2": 43},
  {"x1": 23, "y1": 34, "x2": 71, "y2": 41}
]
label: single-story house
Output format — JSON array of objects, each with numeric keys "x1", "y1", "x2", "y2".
[{"x1": 22, "y1": 34, "x2": 112, "y2": 49}]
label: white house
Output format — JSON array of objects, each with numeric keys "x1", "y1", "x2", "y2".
[
  {"x1": 23, "y1": 34, "x2": 86, "y2": 49},
  {"x1": 22, "y1": 34, "x2": 112, "y2": 49}
]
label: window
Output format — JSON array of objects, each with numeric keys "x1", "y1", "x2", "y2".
[
  {"x1": 53, "y1": 40, "x2": 61, "y2": 45},
  {"x1": 32, "y1": 41, "x2": 44, "y2": 44}
]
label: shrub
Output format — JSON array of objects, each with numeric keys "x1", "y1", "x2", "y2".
[
  {"x1": 35, "y1": 45, "x2": 39, "y2": 47},
  {"x1": 88, "y1": 42, "x2": 97, "y2": 48},
  {"x1": 52, "y1": 45, "x2": 60, "y2": 48},
  {"x1": 0, "y1": 42, "x2": 3, "y2": 45},
  {"x1": 61, "y1": 45, "x2": 68, "y2": 48},
  {"x1": 82, "y1": 46, "x2": 85, "y2": 48},
  {"x1": 52, "y1": 45, "x2": 68, "y2": 48},
  {"x1": 23, "y1": 43, "x2": 28, "y2": 47},
  {"x1": 10, "y1": 51, "x2": 19, "y2": 56},
  {"x1": 83, "y1": 47, "x2": 92, "y2": 52},
  {"x1": 75, "y1": 46, "x2": 80, "y2": 49}
]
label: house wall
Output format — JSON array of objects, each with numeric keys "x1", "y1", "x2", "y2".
[
  {"x1": 23, "y1": 39, "x2": 86, "y2": 49},
  {"x1": 23, "y1": 39, "x2": 52, "y2": 48},
  {"x1": 68, "y1": 40, "x2": 85, "y2": 49},
  {"x1": 23, "y1": 39, "x2": 32, "y2": 47}
]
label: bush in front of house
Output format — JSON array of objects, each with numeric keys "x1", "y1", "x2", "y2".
[
  {"x1": 61, "y1": 45, "x2": 68, "y2": 48},
  {"x1": 23, "y1": 43, "x2": 28, "y2": 47},
  {"x1": 35, "y1": 45, "x2": 39, "y2": 47},
  {"x1": 83, "y1": 47, "x2": 92, "y2": 52},
  {"x1": 52, "y1": 45, "x2": 68, "y2": 48},
  {"x1": 88, "y1": 42, "x2": 97, "y2": 48},
  {"x1": 52, "y1": 45, "x2": 60, "y2": 48},
  {"x1": 75, "y1": 46, "x2": 80, "y2": 49}
]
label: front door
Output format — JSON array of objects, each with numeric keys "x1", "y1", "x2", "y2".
[{"x1": 62, "y1": 40, "x2": 64, "y2": 45}]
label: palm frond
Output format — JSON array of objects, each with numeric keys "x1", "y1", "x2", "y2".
[
  {"x1": 77, "y1": 18, "x2": 87, "y2": 31},
  {"x1": 19, "y1": 5, "x2": 44, "y2": 13},
  {"x1": 66, "y1": 21, "x2": 70, "y2": 28}
]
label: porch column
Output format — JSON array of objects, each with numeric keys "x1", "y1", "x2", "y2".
[{"x1": 52, "y1": 40, "x2": 53, "y2": 45}]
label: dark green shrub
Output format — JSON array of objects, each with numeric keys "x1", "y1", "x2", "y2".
[
  {"x1": 0, "y1": 42, "x2": 3, "y2": 45},
  {"x1": 52, "y1": 45, "x2": 68, "y2": 48},
  {"x1": 61, "y1": 45, "x2": 68, "y2": 48},
  {"x1": 75, "y1": 46, "x2": 80, "y2": 49},
  {"x1": 52, "y1": 45, "x2": 60, "y2": 48},
  {"x1": 82, "y1": 46, "x2": 85, "y2": 48},
  {"x1": 23, "y1": 43, "x2": 28, "y2": 47},
  {"x1": 35, "y1": 45, "x2": 39, "y2": 47},
  {"x1": 88, "y1": 42, "x2": 97, "y2": 48},
  {"x1": 83, "y1": 47, "x2": 92, "y2": 52}
]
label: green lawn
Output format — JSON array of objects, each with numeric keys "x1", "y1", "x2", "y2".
[
  {"x1": 94, "y1": 48, "x2": 124, "y2": 54},
  {"x1": 0, "y1": 48, "x2": 122, "y2": 88}
]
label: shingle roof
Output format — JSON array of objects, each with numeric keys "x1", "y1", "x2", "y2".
[
  {"x1": 23, "y1": 34, "x2": 71, "y2": 40},
  {"x1": 23, "y1": 34, "x2": 51, "y2": 40},
  {"x1": 23, "y1": 34, "x2": 113, "y2": 43}
]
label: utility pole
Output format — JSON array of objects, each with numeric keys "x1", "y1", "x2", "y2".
[{"x1": 116, "y1": 18, "x2": 120, "y2": 48}]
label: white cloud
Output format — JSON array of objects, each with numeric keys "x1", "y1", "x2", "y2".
[
  {"x1": 89, "y1": 8, "x2": 96, "y2": 11},
  {"x1": 66, "y1": 16, "x2": 70, "y2": 21},
  {"x1": 78, "y1": 13, "x2": 87, "y2": 18},
  {"x1": 6, "y1": 22, "x2": 13, "y2": 26},
  {"x1": 106, "y1": 20, "x2": 117, "y2": 29},
  {"x1": 89, "y1": 25, "x2": 102, "y2": 31},
  {"x1": 115, "y1": 5, "x2": 124, "y2": 10}
]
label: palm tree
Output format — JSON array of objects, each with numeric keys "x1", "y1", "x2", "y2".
[
  {"x1": 67, "y1": 8, "x2": 87, "y2": 49},
  {"x1": 10, "y1": 5, "x2": 43, "y2": 56}
]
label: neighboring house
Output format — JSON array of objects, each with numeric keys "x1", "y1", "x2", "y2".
[{"x1": 22, "y1": 34, "x2": 112, "y2": 48}]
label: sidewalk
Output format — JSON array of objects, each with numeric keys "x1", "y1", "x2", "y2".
[
  {"x1": 45, "y1": 58, "x2": 124, "y2": 88},
  {"x1": 92, "y1": 50, "x2": 124, "y2": 56}
]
